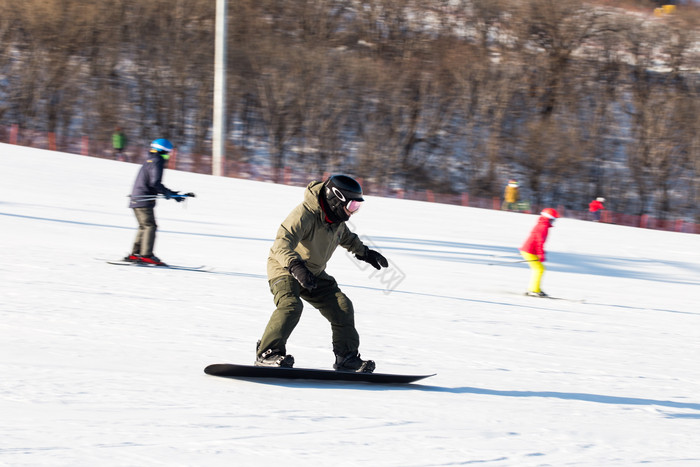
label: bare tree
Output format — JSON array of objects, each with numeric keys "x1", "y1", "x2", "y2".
[{"x1": 1, "y1": 0, "x2": 699, "y2": 222}]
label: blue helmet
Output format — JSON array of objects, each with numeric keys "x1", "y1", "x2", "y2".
[{"x1": 150, "y1": 138, "x2": 174, "y2": 155}]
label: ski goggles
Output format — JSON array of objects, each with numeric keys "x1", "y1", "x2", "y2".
[
  {"x1": 346, "y1": 199, "x2": 363, "y2": 214},
  {"x1": 151, "y1": 149, "x2": 171, "y2": 160}
]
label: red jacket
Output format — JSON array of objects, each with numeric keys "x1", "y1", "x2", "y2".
[
  {"x1": 520, "y1": 217, "x2": 551, "y2": 259},
  {"x1": 589, "y1": 200, "x2": 604, "y2": 212}
]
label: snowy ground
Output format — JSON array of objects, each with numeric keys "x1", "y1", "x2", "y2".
[{"x1": 2, "y1": 143, "x2": 700, "y2": 466}]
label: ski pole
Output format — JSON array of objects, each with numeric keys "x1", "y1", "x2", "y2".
[
  {"x1": 486, "y1": 259, "x2": 539, "y2": 266},
  {"x1": 126, "y1": 194, "x2": 193, "y2": 200},
  {"x1": 126, "y1": 195, "x2": 160, "y2": 201}
]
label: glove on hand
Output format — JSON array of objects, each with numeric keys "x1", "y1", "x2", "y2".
[
  {"x1": 288, "y1": 259, "x2": 317, "y2": 290},
  {"x1": 355, "y1": 248, "x2": 388, "y2": 270},
  {"x1": 184, "y1": 192, "x2": 196, "y2": 198}
]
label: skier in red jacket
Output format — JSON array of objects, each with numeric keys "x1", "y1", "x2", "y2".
[
  {"x1": 588, "y1": 197, "x2": 605, "y2": 222},
  {"x1": 519, "y1": 208, "x2": 559, "y2": 297}
]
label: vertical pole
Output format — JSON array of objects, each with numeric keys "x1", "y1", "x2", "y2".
[
  {"x1": 170, "y1": 148, "x2": 178, "y2": 170},
  {"x1": 212, "y1": 0, "x2": 228, "y2": 176},
  {"x1": 10, "y1": 124, "x2": 19, "y2": 144}
]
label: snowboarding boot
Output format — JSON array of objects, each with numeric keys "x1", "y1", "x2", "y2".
[
  {"x1": 333, "y1": 351, "x2": 375, "y2": 373},
  {"x1": 255, "y1": 341, "x2": 294, "y2": 368}
]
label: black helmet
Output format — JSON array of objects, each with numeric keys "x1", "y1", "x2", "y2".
[{"x1": 323, "y1": 175, "x2": 364, "y2": 222}]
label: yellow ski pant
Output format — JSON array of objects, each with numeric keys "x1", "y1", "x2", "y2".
[{"x1": 520, "y1": 251, "x2": 545, "y2": 293}]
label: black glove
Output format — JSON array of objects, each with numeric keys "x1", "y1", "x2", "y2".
[
  {"x1": 184, "y1": 192, "x2": 196, "y2": 198},
  {"x1": 355, "y1": 248, "x2": 388, "y2": 270},
  {"x1": 166, "y1": 191, "x2": 187, "y2": 202},
  {"x1": 288, "y1": 259, "x2": 317, "y2": 290}
]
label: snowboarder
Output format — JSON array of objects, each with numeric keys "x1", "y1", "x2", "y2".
[
  {"x1": 519, "y1": 208, "x2": 559, "y2": 297},
  {"x1": 125, "y1": 138, "x2": 193, "y2": 265},
  {"x1": 502, "y1": 179, "x2": 520, "y2": 211},
  {"x1": 589, "y1": 197, "x2": 605, "y2": 222},
  {"x1": 256, "y1": 175, "x2": 389, "y2": 373}
]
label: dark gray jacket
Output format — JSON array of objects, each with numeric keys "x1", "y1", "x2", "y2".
[{"x1": 129, "y1": 152, "x2": 176, "y2": 208}]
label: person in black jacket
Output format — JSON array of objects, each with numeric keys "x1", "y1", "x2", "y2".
[{"x1": 125, "y1": 138, "x2": 193, "y2": 265}]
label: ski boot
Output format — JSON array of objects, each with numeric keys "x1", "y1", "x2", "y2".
[
  {"x1": 138, "y1": 255, "x2": 166, "y2": 266},
  {"x1": 526, "y1": 290, "x2": 548, "y2": 297}
]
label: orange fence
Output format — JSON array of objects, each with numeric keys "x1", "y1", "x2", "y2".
[{"x1": 2, "y1": 124, "x2": 698, "y2": 234}]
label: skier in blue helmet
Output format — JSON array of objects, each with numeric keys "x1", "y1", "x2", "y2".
[{"x1": 125, "y1": 138, "x2": 195, "y2": 265}]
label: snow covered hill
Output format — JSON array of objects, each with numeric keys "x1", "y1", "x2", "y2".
[{"x1": 2, "y1": 143, "x2": 700, "y2": 466}]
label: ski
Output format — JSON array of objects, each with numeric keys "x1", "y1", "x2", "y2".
[
  {"x1": 204, "y1": 363, "x2": 435, "y2": 385},
  {"x1": 523, "y1": 293, "x2": 585, "y2": 303},
  {"x1": 103, "y1": 259, "x2": 207, "y2": 272}
]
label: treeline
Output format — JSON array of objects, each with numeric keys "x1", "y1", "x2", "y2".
[{"x1": 1, "y1": 0, "x2": 699, "y2": 219}]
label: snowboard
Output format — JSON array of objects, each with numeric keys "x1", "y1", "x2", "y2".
[{"x1": 204, "y1": 363, "x2": 435, "y2": 384}]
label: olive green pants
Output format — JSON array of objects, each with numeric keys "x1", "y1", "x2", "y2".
[
  {"x1": 131, "y1": 207, "x2": 157, "y2": 256},
  {"x1": 257, "y1": 273, "x2": 359, "y2": 358}
]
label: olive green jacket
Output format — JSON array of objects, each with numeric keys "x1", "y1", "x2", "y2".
[
  {"x1": 112, "y1": 131, "x2": 126, "y2": 150},
  {"x1": 267, "y1": 181, "x2": 367, "y2": 279}
]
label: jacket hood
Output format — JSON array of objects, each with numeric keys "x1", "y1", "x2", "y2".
[
  {"x1": 302, "y1": 181, "x2": 324, "y2": 211},
  {"x1": 303, "y1": 180, "x2": 345, "y2": 224}
]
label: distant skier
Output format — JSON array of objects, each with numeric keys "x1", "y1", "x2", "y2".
[
  {"x1": 255, "y1": 175, "x2": 388, "y2": 373},
  {"x1": 502, "y1": 179, "x2": 520, "y2": 211},
  {"x1": 125, "y1": 139, "x2": 194, "y2": 265},
  {"x1": 112, "y1": 127, "x2": 127, "y2": 161},
  {"x1": 588, "y1": 197, "x2": 605, "y2": 222},
  {"x1": 519, "y1": 208, "x2": 559, "y2": 297}
]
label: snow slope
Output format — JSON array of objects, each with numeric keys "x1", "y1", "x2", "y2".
[{"x1": 2, "y1": 143, "x2": 700, "y2": 466}]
